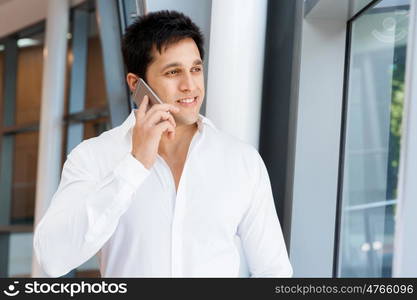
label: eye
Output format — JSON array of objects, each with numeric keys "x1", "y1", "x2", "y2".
[
  {"x1": 192, "y1": 66, "x2": 202, "y2": 72},
  {"x1": 165, "y1": 69, "x2": 180, "y2": 76}
]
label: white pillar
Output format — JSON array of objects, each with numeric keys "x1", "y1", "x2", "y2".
[
  {"x1": 32, "y1": 0, "x2": 69, "y2": 277},
  {"x1": 205, "y1": 0, "x2": 268, "y2": 149},
  {"x1": 392, "y1": 0, "x2": 417, "y2": 278}
]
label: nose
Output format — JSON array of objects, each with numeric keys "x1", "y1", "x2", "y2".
[{"x1": 179, "y1": 71, "x2": 196, "y2": 92}]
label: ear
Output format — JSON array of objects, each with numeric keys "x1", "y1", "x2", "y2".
[{"x1": 126, "y1": 73, "x2": 140, "y2": 93}]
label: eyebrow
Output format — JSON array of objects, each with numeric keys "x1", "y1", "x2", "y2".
[{"x1": 161, "y1": 59, "x2": 203, "y2": 72}]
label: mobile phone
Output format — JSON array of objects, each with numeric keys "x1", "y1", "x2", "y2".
[{"x1": 133, "y1": 78, "x2": 164, "y2": 109}]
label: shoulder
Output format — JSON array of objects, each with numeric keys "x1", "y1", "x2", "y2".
[
  {"x1": 70, "y1": 127, "x2": 114, "y2": 150},
  {"x1": 64, "y1": 125, "x2": 127, "y2": 178},
  {"x1": 73, "y1": 111, "x2": 135, "y2": 156},
  {"x1": 67, "y1": 124, "x2": 125, "y2": 161}
]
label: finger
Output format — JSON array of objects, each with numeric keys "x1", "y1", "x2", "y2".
[
  {"x1": 146, "y1": 110, "x2": 176, "y2": 128},
  {"x1": 154, "y1": 121, "x2": 175, "y2": 136},
  {"x1": 166, "y1": 113, "x2": 176, "y2": 130},
  {"x1": 137, "y1": 95, "x2": 149, "y2": 120},
  {"x1": 168, "y1": 129, "x2": 176, "y2": 140},
  {"x1": 145, "y1": 103, "x2": 180, "y2": 117}
]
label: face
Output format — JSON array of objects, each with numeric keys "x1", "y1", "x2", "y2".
[{"x1": 143, "y1": 38, "x2": 205, "y2": 126}]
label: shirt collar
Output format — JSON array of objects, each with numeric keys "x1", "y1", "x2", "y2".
[{"x1": 119, "y1": 109, "x2": 217, "y2": 137}]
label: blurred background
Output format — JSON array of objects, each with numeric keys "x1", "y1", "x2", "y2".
[{"x1": 0, "y1": 0, "x2": 416, "y2": 278}]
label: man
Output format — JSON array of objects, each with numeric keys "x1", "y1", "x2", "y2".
[{"x1": 34, "y1": 10, "x2": 292, "y2": 278}]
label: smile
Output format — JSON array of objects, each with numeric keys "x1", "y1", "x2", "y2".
[{"x1": 176, "y1": 96, "x2": 197, "y2": 107}]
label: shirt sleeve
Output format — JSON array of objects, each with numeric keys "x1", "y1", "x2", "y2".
[
  {"x1": 33, "y1": 140, "x2": 150, "y2": 277},
  {"x1": 237, "y1": 151, "x2": 293, "y2": 277}
]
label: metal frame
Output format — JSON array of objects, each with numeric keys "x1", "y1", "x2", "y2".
[
  {"x1": 65, "y1": 3, "x2": 90, "y2": 155},
  {"x1": 304, "y1": 0, "x2": 320, "y2": 17},
  {"x1": 95, "y1": 0, "x2": 130, "y2": 127},
  {"x1": 0, "y1": 225, "x2": 33, "y2": 233},
  {"x1": 118, "y1": 0, "x2": 147, "y2": 33},
  {"x1": 62, "y1": 0, "x2": 136, "y2": 142},
  {"x1": 65, "y1": 107, "x2": 109, "y2": 124},
  {"x1": 305, "y1": 0, "x2": 377, "y2": 20},
  {"x1": 16, "y1": 21, "x2": 45, "y2": 39},
  {"x1": 1, "y1": 122, "x2": 39, "y2": 135},
  {"x1": 117, "y1": 0, "x2": 146, "y2": 111},
  {"x1": 64, "y1": 1, "x2": 112, "y2": 156},
  {"x1": 332, "y1": 3, "x2": 355, "y2": 278},
  {"x1": 258, "y1": 0, "x2": 304, "y2": 250}
]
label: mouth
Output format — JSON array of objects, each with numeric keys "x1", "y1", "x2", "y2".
[{"x1": 176, "y1": 96, "x2": 198, "y2": 107}]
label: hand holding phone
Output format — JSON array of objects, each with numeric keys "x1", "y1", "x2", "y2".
[
  {"x1": 130, "y1": 78, "x2": 180, "y2": 169},
  {"x1": 133, "y1": 78, "x2": 164, "y2": 109}
]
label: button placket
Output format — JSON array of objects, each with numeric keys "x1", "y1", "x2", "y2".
[
  {"x1": 152, "y1": 159, "x2": 175, "y2": 220},
  {"x1": 155, "y1": 156, "x2": 177, "y2": 213},
  {"x1": 170, "y1": 129, "x2": 204, "y2": 277}
]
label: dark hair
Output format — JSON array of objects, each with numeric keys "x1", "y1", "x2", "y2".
[{"x1": 121, "y1": 10, "x2": 205, "y2": 80}]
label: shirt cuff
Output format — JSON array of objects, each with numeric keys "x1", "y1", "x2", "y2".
[{"x1": 113, "y1": 152, "x2": 151, "y2": 190}]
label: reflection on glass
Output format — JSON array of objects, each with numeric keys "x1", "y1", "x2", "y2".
[
  {"x1": 84, "y1": 117, "x2": 110, "y2": 140},
  {"x1": 16, "y1": 32, "x2": 44, "y2": 125},
  {"x1": 8, "y1": 233, "x2": 33, "y2": 277},
  {"x1": 338, "y1": 0, "x2": 410, "y2": 277},
  {"x1": 11, "y1": 131, "x2": 39, "y2": 225},
  {"x1": 352, "y1": 0, "x2": 374, "y2": 15},
  {"x1": 85, "y1": 11, "x2": 108, "y2": 111}
]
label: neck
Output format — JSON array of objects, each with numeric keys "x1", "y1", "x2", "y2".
[{"x1": 158, "y1": 122, "x2": 198, "y2": 158}]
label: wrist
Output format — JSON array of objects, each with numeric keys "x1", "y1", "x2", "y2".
[{"x1": 131, "y1": 151, "x2": 151, "y2": 169}]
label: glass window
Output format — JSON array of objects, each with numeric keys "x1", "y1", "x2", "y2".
[
  {"x1": 83, "y1": 117, "x2": 109, "y2": 139},
  {"x1": 8, "y1": 232, "x2": 33, "y2": 277},
  {"x1": 15, "y1": 32, "x2": 44, "y2": 125},
  {"x1": 65, "y1": 5, "x2": 110, "y2": 145},
  {"x1": 10, "y1": 30, "x2": 45, "y2": 225},
  {"x1": 83, "y1": 11, "x2": 110, "y2": 140},
  {"x1": 337, "y1": 0, "x2": 410, "y2": 277},
  {"x1": 11, "y1": 132, "x2": 39, "y2": 225},
  {"x1": 85, "y1": 14, "x2": 107, "y2": 111},
  {"x1": 0, "y1": 29, "x2": 44, "y2": 277}
]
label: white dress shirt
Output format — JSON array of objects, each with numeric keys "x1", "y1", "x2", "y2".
[{"x1": 34, "y1": 110, "x2": 292, "y2": 278}]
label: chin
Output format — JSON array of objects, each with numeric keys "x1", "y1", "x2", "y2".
[{"x1": 175, "y1": 114, "x2": 199, "y2": 126}]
